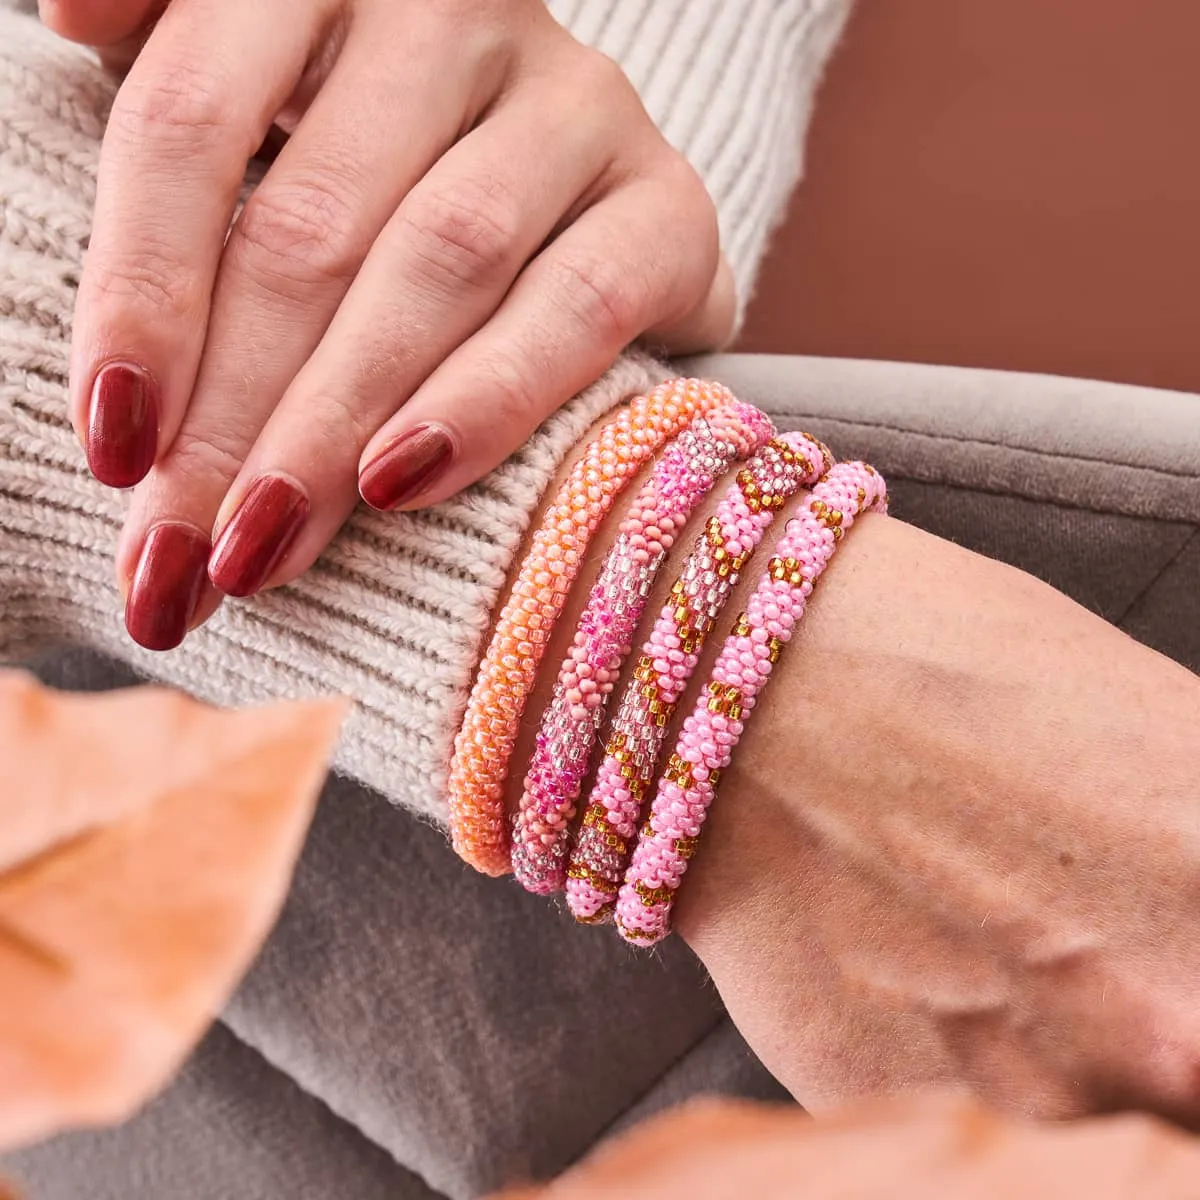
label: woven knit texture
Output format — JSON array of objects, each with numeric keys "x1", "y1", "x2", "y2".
[{"x1": 0, "y1": 6, "x2": 842, "y2": 821}]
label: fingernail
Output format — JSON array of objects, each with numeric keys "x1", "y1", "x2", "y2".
[
  {"x1": 125, "y1": 522, "x2": 211, "y2": 652},
  {"x1": 86, "y1": 362, "x2": 160, "y2": 488},
  {"x1": 359, "y1": 425, "x2": 454, "y2": 511},
  {"x1": 208, "y1": 475, "x2": 309, "y2": 597}
]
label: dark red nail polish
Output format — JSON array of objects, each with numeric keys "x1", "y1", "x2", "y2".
[
  {"x1": 359, "y1": 425, "x2": 454, "y2": 511},
  {"x1": 208, "y1": 475, "x2": 309, "y2": 597},
  {"x1": 86, "y1": 362, "x2": 160, "y2": 488},
  {"x1": 125, "y1": 523, "x2": 211, "y2": 652}
]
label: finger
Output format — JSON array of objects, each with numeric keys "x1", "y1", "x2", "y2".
[
  {"x1": 38, "y1": 0, "x2": 160, "y2": 47},
  {"x1": 117, "y1": 24, "x2": 492, "y2": 621},
  {"x1": 649, "y1": 252, "x2": 738, "y2": 355},
  {"x1": 120, "y1": 19, "x2": 510, "y2": 610},
  {"x1": 205, "y1": 79, "x2": 615, "y2": 595},
  {"x1": 71, "y1": 0, "x2": 317, "y2": 488},
  {"x1": 357, "y1": 170, "x2": 726, "y2": 511}
]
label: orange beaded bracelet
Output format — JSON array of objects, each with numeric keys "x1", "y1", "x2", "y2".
[{"x1": 448, "y1": 378, "x2": 739, "y2": 875}]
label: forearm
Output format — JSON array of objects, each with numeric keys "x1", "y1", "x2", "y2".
[
  {"x1": 679, "y1": 515, "x2": 1200, "y2": 1102},
  {"x1": 502, "y1": 416, "x2": 1200, "y2": 1109}
]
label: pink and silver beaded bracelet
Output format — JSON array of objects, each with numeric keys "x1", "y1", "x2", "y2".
[
  {"x1": 511, "y1": 401, "x2": 775, "y2": 894},
  {"x1": 565, "y1": 430, "x2": 833, "y2": 923},
  {"x1": 614, "y1": 460, "x2": 889, "y2": 946}
]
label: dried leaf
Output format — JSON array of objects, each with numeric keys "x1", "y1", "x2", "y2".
[
  {"x1": 0, "y1": 670, "x2": 347, "y2": 1152},
  {"x1": 499, "y1": 1094, "x2": 1200, "y2": 1198}
]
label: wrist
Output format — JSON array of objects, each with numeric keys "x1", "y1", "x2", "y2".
[{"x1": 673, "y1": 514, "x2": 1200, "y2": 1102}]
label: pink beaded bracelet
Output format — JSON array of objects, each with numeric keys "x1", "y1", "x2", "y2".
[
  {"x1": 565, "y1": 430, "x2": 833, "y2": 923},
  {"x1": 449, "y1": 378, "x2": 739, "y2": 876},
  {"x1": 511, "y1": 401, "x2": 775, "y2": 894},
  {"x1": 614, "y1": 460, "x2": 889, "y2": 945}
]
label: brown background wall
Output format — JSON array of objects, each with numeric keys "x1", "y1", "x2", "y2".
[{"x1": 738, "y1": 0, "x2": 1200, "y2": 395}]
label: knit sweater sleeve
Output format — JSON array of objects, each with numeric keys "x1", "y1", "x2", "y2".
[{"x1": 0, "y1": 7, "x2": 842, "y2": 823}]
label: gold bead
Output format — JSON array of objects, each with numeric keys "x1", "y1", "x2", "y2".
[{"x1": 634, "y1": 881, "x2": 675, "y2": 906}]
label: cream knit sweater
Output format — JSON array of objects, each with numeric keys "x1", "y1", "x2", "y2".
[{"x1": 0, "y1": 2, "x2": 849, "y2": 822}]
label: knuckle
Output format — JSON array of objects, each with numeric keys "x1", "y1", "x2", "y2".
[
  {"x1": 400, "y1": 175, "x2": 521, "y2": 292},
  {"x1": 302, "y1": 387, "x2": 381, "y2": 452},
  {"x1": 234, "y1": 173, "x2": 363, "y2": 288},
  {"x1": 86, "y1": 250, "x2": 198, "y2": 318},
  {"x1": 352, "y1": 338, "x2": 422, "y2": 400},
  {"x1": 163, "y1": 427, "x2": 246, "y2": 489},
  {"x1": 569, "y1": 47, "x2": 646, "y2": 130},
  {"x1": 552, "y1": 253, "x2": 641, "y2": 346},
  {"x1": 642, "y1": 146, "x2": 719, "y2": 246},
  {"x1": 633, "y1": 155, "x2": 723, "y2": 324},
  {"x1": 664, "y1": 148, "x2": 718, "y2": 220},
  {"x1": 574, "y1": 47, "x2": 631, "y2": 101},
  {"x1": 112, "y1": 59, "x2": 234, "y2": 146},
  {"x1": 471, "y1": 353, "x2": 544, "y2": 432}
]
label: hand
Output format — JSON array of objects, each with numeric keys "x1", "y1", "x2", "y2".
[{"x1": 42, "y1": 0, "x2": 733, "y2": 648}]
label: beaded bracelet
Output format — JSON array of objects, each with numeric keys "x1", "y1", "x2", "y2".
[
  {"x1": 449, "y1": 378, "x2": 740, "y2": 876},
  {"x1": 511, "y1": 402, "x2": 775, "y2": 894},
  {"x1": 564, "y1": 430, "x2": 833, "y2": 923},
  {"x1": 614, "y1": 460, "x2": 889, "y2": 945}
]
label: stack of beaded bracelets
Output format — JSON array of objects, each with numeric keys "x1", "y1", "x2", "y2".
[
  {"x1": 446, "y1": 378, "x2": 888, "y2": 947},
  {"x1": 564, "y1": 429, "x2": 833, "y2": 922}
]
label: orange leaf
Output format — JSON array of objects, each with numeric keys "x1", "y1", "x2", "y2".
[
  {"x1": 497, "y1": 1094, "x2": 1200, "y2": 1198},
  {"x1": 0, "y1": 670, "x2": 347, "y2": 1152}
]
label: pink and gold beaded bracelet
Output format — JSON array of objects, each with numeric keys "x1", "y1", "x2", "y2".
[
  {"x1": 448, "y1": 378, "x2": 740, "y2": 876},
  {"x1": 511, "y1": 401, "x2": 775, "y2": 894},
  {"x1": 614, "y1": 460, "x2": 889, "y2": 945},
  {"x1": 564, "y1": 430, "x2": 833, "y2": 923}
]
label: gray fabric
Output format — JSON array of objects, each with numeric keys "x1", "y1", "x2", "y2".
[
  {"x1": 609, "y1": 1018, "x2": 787, "y2": 1138},
  {"x1": 5, "y1": 354, "x2": 1199, "y2": 1199},
  {"x1": 690, "y1": 354, "x2": 1200, "y2": 523},
  {"x1": 223, "y1": 770, "x2": 755, "y2": 1197},
  {"x1": 6, "y1": 1024, "x2": 441, "y2": 1200}
]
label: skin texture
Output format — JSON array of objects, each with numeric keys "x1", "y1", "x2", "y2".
[
  {"x1": 40, "y1": 0, "x2": 733, "y2": 643},
  {"x1": 502, "y1": 415, "x2": 1200, "y2": 1125}
]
